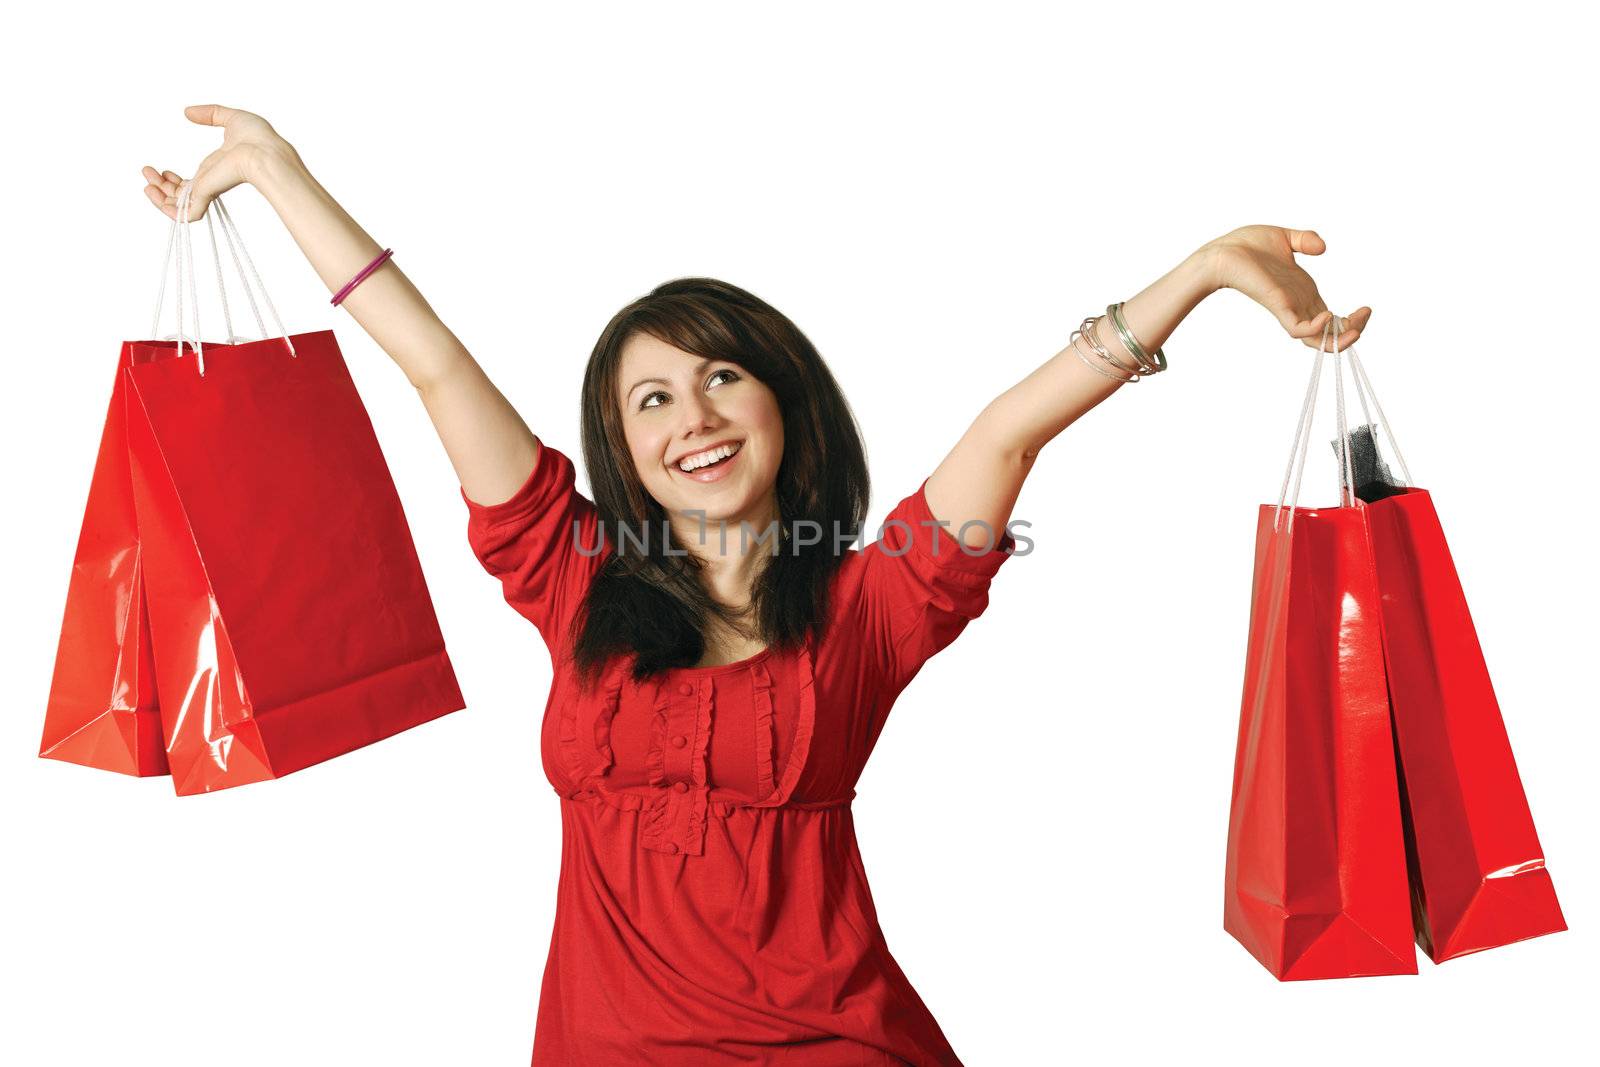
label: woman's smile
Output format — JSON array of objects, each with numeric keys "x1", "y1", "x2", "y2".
[{"x1": 673, "y1": 440, "x2": 744, "y2": 483}]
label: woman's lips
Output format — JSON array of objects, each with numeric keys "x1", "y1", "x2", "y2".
[{"x1": 675, "y1": 446, "x2": 743, "y2": 484}]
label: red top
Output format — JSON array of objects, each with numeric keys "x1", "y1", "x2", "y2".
[{"x1": 462, "y1": 437, "x2": 1014, "y2": 1066}]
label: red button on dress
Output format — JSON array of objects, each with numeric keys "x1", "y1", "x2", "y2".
[{"x1": 462, "y1": 436, "x2": 1014, "y2": 1066}]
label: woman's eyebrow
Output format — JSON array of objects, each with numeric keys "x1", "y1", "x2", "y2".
[{"x1": 625, "y1": 357, "x2": 717, "y2": 403}]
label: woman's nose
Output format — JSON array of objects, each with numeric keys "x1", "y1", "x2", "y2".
[{"x1": 677, "y1": 393, "x2": 718, "y2": 434}]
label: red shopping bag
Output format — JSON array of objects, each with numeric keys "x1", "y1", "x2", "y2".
[
  {"x1": 1223, "y1": 332, "x2": 1417, "y2": 980},
  {"x1": 41, "y1": 189, "x2": 464, "y2": 794},
  {"x1": 39, "y1": 342, "x2": 168, "y2": 777},
  {"x1": 1365, "y1": 487, "x2": 1567, "y2": 961},
  {"x1": 123, "y1": 331, "x2": 464, "y2": 794},
  {"x1": 1224, "y1": 504, "x2": 1418, "y2": 979}
]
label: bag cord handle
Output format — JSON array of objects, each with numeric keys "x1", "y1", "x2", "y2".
[
  {"x1": 1273, "y1": 315, "x2": 1412, "y2": 534},
  {"x1": 149, "y1": 181, "x2": 297, "y2": 376}
]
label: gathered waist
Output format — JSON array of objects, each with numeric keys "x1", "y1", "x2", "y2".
[{"x1": 561, "y1": 785, "x2": 855, "y2": 818}]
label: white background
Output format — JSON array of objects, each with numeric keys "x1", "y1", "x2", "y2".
[{"x1": 3, "y1": 3, "x2": 1593, "y2": 1064}]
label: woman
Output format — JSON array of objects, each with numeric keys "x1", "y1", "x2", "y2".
[{"x1": 142, "y1": 105, "x2": 1370, "y2": 1066}]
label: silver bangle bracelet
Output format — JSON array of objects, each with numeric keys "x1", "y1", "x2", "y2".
[
  {"x1": 1079, "y1": 315, "x2": 1142, "y2": 376},
  {"x1": 1106, "y1": 302, "x2": 1168, "y2": 373},
  {"x1": 1069, "y1": 326, "x2": 1138, "y2": 383}
]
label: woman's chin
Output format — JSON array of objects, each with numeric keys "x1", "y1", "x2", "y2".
[
  {"x1": 669, "y1": 485, "x2": 776, "y2": 530},
  {"x1": 671, "y1": 489, "x2": 746, "y2": 522}
]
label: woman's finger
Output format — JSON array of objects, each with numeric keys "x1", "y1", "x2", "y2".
[
  {"x1": 1330, "y1": 308, "x2": 1372, "y2": 334},
  {"x1": 143, "y1": 168, "x2": 185, "y2": 197},
  {"x1": 143, "y1": 181, "x2": 176, "y2": 220},
  {"x1": 184, "y1": 103, "x2": 237, "y2": 128},
  {"x1": 142, "y1": 166, "x2": 179, "y2": 197},
  {"x1": 1335, "y1": 307, "x2": 1374, "y2": 347},
  {"x1": 1302, "y1": 308, "x2": 1372, "y2": 351},
  {"x1": 141, "y1": 174, "x2": 173, "y2": 202},
  {"x1": 1285, "y1": 229, "x2": 1326, "y2": 255},
  {"x1": 1287, "y1": 308, "x2": 1333, "y2": 339}
]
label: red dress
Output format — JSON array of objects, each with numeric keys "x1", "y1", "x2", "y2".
[{"x1": 462, "y1": 436, "x2": 1014, "y2": 1066}]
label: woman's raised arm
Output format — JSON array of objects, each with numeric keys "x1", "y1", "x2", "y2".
[
  {"x1": 141, "y1": 104, "x2": 539, "y2": 508},
  {"x1": 921, "y1": 225, "x2": 1373, "y2": 548}
]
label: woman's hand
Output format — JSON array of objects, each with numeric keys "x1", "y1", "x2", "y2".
[
  {"x1": 141, "y1": 105, "x2": 296, "y2": 221},
  {"x1": 1200, "y1": 225, "x2": 1372, "y2": 351}
]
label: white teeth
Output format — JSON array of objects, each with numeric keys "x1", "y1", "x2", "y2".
[{"x1": 677, "y1": 442, "x2": 740, "y2": 472}]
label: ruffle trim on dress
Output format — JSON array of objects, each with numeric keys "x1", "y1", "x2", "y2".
[
  {"x1": 640, "y1": 778, "x2": 709, "y2": 857},
  {"x1": 639, "y1": 675, "x2": 715, "y2": 856},
  {"x1": 751, "y1": 659, "x2": 777, "y2": 802},
  {"x1": 643, "y1": 679, "x2": 671, "y2": 788},
  {"x1": 557, "y1": 657, "x2": 626, "y2": 792},
  {"x1": 745, "y1": 627, "x2": 817, "y2": 811},
  {"x1": 690, "y1": 680, "x2": 713, "y2": 788},
  {"x1": 558, "y1": 629, "x2": 823, "y2": 857}
]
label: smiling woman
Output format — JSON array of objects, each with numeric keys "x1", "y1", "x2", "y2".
[
  {"x1": 140, "y1": 103, "x2": 1370, "y2": 1066},
  {"x1": 571, "y1": 280, "x2": 861, "y2": 687}
]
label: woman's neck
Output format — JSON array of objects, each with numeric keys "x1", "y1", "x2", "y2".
[{"x1": 665, "y1": 492, "x2": 783, "y2": 599}]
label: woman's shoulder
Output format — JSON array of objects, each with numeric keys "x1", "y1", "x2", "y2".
[{"x1": 824, "y1": 543, "x2": 868, "y2": 587}]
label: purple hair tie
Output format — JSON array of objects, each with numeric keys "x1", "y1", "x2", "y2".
[{"x1": 331, "y1": 248, "x2": 394, "y2": 306}]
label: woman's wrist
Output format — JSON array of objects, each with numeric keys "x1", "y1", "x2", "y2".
[
  {"x1": 1182, "y1": 245, "x2": 1225, "y2": 298},
  {"x1": 1104, "y1": 250, "x2": 1217, "y2": 370},
  {"x1": 248, "y1": 142, "x2": 312, "y2": 202}
]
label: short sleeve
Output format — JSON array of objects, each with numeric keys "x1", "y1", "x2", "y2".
[
  {"x1": 461, "y1": 436, "x2": 606, "y2": 654},
  {"x1": 854, "y1": 475, "x2": 1015, "y2": 694}
]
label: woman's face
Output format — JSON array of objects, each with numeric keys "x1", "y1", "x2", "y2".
[{"x1": 616, "y1": 332, "x2": 785, "y2": 533}]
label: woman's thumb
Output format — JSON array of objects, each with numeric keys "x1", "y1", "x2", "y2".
[
  {"x1": 184, "y1": 104, "x2": 236, "y2": 128},
  {"x1": 1286, "y1": 228, "x2": 1326, "y2": 255}
]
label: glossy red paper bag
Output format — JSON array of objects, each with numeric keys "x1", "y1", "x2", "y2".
[
  {"x1": 39, "y1": 342, "x2": 168, "y2": 777},
  {"x1": 1365, "y1": 487, "x2": 1567, "y2": 961},
  {"x1": 120, "y1": 331, "x2": 464, "y2": 794},
  {"x1": 1223, "y1": 500, "x2": 1418, "y2": 979}
]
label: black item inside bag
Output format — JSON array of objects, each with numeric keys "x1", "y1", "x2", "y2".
[{"x1": 1331, "y1": 422, "x2": 1408, "y2": 503}]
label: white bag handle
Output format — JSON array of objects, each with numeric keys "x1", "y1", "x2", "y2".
[
  {"x1": 1349, "y1": 340, "x2": 1412, "y2": 488},
  {"x1": 1272, "y1": 315, "x2": 1411, "y2": 534},
  {"x1": 148, "y1": 181, "x2": 203, "y2": 367},
  {"x1": 149, "y1": 181, "x2": 297, "y2": 376}
]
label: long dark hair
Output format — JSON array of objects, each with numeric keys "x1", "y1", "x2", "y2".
[{"x1": 569, "y1": 278, "x2": 870, "y2": 690}]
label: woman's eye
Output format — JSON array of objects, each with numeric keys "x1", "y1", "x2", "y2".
[{"x1": 638, "y1": 370, "x2": 738, "y2": 411}]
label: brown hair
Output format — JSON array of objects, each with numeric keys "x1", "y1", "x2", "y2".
[{"x1": 569, "y1": 277, "x2": 870, "y2": 688}]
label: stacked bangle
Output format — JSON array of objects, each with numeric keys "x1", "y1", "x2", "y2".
[
  {"x1": 1084, "y1": 316, "x2": 1142, "y2": 375},
  {"x1": 331, "y1": 248, "x2": 394, "y2": 306},
  {"x1": 1069, "y1": 304, "x2": 1169, "y2": 384},
  {"x1": 1106, "y1": 301, "x2": 1167, "y2": 374},
  {"x1": 1071, "y1": 316, "x2": 1138, "y2": 383}
]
